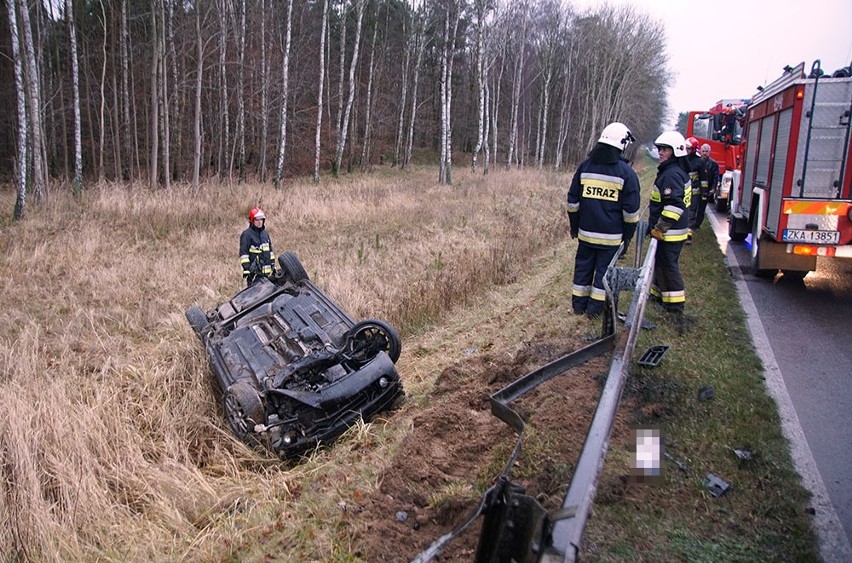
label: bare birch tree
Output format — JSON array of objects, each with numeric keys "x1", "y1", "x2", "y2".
[
  {"x1": 217, "y1": 0, "x2": 230, "y2": 182},
  {"x1": 274, "y1": 0, "x2": 294, "y2": 188},
  {"x1": 333, "y1": 0, "x2": 365, "y2": 176},
  {"x1": 119, "y1": 0, "x2": 133, "y2": 180},
  {"x1": 6, "y1": 0, "x2": 27, "y2": 219},
  {"x1": 470, "y1": 0, "x2": 488, "y2": 173},
  {"x1": 313, "y1": 0, "x2": 330, "y2": 183},
  {"x1": 235, "y1": 0, "x2": 246, "y2": 183},
  {"x1": 192, "y1": 0, "x2": 206, "y2": 191},
  {"x1": 149, "y1": 0, "x2": 161, "y2": 188},
  {"x1": 393, "y1": 14, "x2": 412, "y2": 168},
  {"x1": 259, "y1": 0, "x2": 269, "y2": 181},
  {"x1": 17, "y1": 0, "x2": 47, "y2": 202},
  {"x1": 64, "y1": 0, "x2": 83, "y2": 195},
  {"x1": 506, "y1": 1, "x2": 528, "y2": 169},
  {"x1": 404, "y1": 8, "x2": 426, "y2": 169},
  {"x1": 359, "y1": 4, "x2": 381, "y2": 171}
]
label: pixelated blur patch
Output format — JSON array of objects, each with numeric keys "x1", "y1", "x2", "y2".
[{"x1": 629, "y1": 425, "x2": 663, "y2": 485}]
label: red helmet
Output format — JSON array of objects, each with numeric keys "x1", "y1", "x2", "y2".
[
  {"x1": 686, "y1": 136, "x2": 700, "y2": 153},
  {"x1": 249, "y1": 207, "x2": 266, "y2": 222}
]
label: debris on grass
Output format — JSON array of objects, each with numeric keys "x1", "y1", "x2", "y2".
[
  {"x1": 697, "y1": 386, "x2": 715, "y2": 402},
  {"x1": 704, "y1": 473, "x2": 731, "y2": 497},
  {"x1": 637, "y1": 345, "x2": 669, "y2": 367}
]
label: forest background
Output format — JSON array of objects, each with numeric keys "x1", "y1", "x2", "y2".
[{"x1": 1, "y1": 0, "x2": 669, "y2": 217}]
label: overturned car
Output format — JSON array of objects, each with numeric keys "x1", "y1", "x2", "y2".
[{"x1": 185, "y1": 252, "x2": 403, "y2": 458}]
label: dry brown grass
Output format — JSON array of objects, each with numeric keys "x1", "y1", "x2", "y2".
[{"x1": 0, "y1": 166, "x2": 571, "y2": 561}]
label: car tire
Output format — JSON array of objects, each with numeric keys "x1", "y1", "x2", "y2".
[
  {"x1": 185, "y1": 306, "x2": 208, "y2": 339},
  {"x1": 278, "y1": 252, "x2": 309, "y2": 283},
  {"x1": 348, "y1": 319, "x2": 402, "y2": 363},
  {"x1": 223, "y1": 382, "x2": 265, "y2": 442}
]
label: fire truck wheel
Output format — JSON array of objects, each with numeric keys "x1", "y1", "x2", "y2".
[
  {"x1": 782, "y1": 269, "x2": 808, "y2": 281},
  {"x1": 728, "y1": 216, "x2": 747, "y2": 243},
  {"x1": 751, "y1": 224, "x2": 778, "y2": 279}
]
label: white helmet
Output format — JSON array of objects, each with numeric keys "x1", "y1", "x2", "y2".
[
  {"x1": 654, "y1": 131, "x2": 688, "y2": 158},
  {"x1": 598, "y1": 122, "x2": 635, "y2": 151}
]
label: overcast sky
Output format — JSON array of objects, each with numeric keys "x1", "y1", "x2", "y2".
[{"x1": 572, "y1": 0, "x2": 852, "y2": 128}]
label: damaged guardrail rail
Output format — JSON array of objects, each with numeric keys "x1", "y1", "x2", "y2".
[{"x1": 412, "y1": 231, "x2": 657, "y2": 563}]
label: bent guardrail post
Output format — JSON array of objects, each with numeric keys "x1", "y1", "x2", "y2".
[{"x1": 541, "y1": 237, "x2": 656, "y2": 563}]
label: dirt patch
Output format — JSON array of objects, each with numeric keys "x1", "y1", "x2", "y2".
[{"x1": 346, "y1": 332, "x2": 631, "y2": 561}]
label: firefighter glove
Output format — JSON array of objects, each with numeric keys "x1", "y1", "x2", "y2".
[{"x1": 650, "y1": 227, "x2": 664, "y2": 241}]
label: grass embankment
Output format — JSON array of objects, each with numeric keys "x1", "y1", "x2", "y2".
[
  {"x1": 581, "y1": 163, "x2": 819, "y2": 561},
  {"x1": 0, "y1": 161, "x2": 818, "y2": 561}
]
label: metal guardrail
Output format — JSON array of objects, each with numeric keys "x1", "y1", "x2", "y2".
[{"x1": 412, "y1": 229, "x2": 657, "y2": 563}]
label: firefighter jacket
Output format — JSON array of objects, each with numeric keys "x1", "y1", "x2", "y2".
[
  {"x1": 239, "y1": 224, "x2": 275, "y2": 278},
  {"x1": 567, "y1": 150, "x2": 641, "y2": 250},
  {"x1": 686, "y1": 153, "x2": 702, "y2": 199},
  {"x1": 649, "y1": 158, "x2": 690, "y2": 242},
  {"x1": 698, "y1": 156, "x2": 720, "y2": 197}
]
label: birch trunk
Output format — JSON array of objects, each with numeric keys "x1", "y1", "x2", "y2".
[
  {"x1": 359, "y1": 7, "x2": 379, "y2": 171},
  {"x1": 274, "y1": 0, "x2": 294, "y2": 188},
  {"x1": 404, "y1": 11, "x2": 425, "y2": 169},
  {"x1": 259, "y1": 0, "x2": 268, "y2": 181},
  {"x1": 192, "y1": 0, "x2": 204, "y2": 191},
  {"x1": 235, "y1": 0, "x2": 246, "y2": 183},
  {"x1": 444, "y1": 4, "x2": 459, "y2": 185},
  {"x1": 506, "y1": 5, "x2": 527, "y2": 169},
  {"x1": 217, "y1": 0, "x2": 230, "y2": 182},
  {"x1": 97, "y1": 1, "x2": 107, "y2": 181},
  {"x1": 393, "y1": 18, "x2": 411, "y2": 168},
  {"x1": 159, "y1": 0, "x2": 171, "y2": 190},
  {"x1": 66, "y1": 0, "x2": 83, "y2": 195},
  {"x1": 149, "y1": 0, "x2": 160, "y2": 188},
  {"x1": 18, "y1": 0, "x2": 47, "y2": 202},
  {"x1": 437, "y1": 10, "x2": 448, "y2": 184},
  {"x1": 471, "y1": 0, "x2": 486, "y2": 173},
  {"x1": 334, "y1": 0, "x2": 348, "y2": 156},
  {"x1": 333, "y1": 0, "x2": 365, "y2": 177},
  {"x1": 6, "y1": 0, "x2": 27, "y2": 219},
  {"x1": 313, "y1": 0, "x2": 330, "y2": 183},
  {"x1": 120, "y1": 0, "x2": 134, "y2": 180}
]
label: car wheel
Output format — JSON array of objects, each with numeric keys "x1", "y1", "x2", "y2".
[
  {"x1": 751, "y1": 222, "x2": 778, "y2": 279},
  {"x1": 347, "y1": 319, "x2": 402, "y2": 363},
  {"x1": 278, "y1": 252, "x2": 309, "y2": 283},
  {"x1": 185, "y1": 306, "x2": 208, "y2": 340},
  {"x1": 223, "y1": 382, "x2": 265, "y2": 442}
]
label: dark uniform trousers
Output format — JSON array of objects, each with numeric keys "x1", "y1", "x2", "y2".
[
  {"x1": 572, "y1": 243, "x2": 619, "y2": 316},
  {"x1": 650, "y1": 240, "x2": 685, "y2": 313}
]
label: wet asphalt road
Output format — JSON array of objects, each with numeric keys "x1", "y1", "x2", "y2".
[{"x1": 705, "y1": 207, "x2": 852, "y2": 561}]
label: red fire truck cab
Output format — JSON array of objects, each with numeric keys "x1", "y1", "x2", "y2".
[{"x1": 686, "y1": 99, "x2": 749, "y2": 212}]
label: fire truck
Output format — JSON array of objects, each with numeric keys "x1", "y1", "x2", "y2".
[
  {"x1": 726, "y1": 60, "x2": 852, "y2": 278},
  {"x1": 686, "y1": 98, "x2": 749, "y2": 212}
]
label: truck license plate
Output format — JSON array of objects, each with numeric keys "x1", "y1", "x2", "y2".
[{"x1": 782, "y1": 229, "x2": 840, "y2": 244}]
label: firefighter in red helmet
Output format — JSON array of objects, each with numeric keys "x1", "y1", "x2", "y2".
[
  {"x1": 684, "y1": 137, "x2": 702, "y2": 244},
  {"x1": 240, "y1": 207, "x2": 276, "y2": 286}
]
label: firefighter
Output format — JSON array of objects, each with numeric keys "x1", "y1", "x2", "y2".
[
  {"x1": 240, "y1": 207, "x2": 276, "y2": 286},
  {"x1": 694, "y1": 143, "x2": 720, "y2": 229},
  {"x1": 567, "y1": 122, "x2": 641, "y2": 318},
  {"x1": 684, "y1": 136, "x2": 701, "y2": 244},
  {"x1": 648, "y1": 131, "x2": 690, "y2": 316}
]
